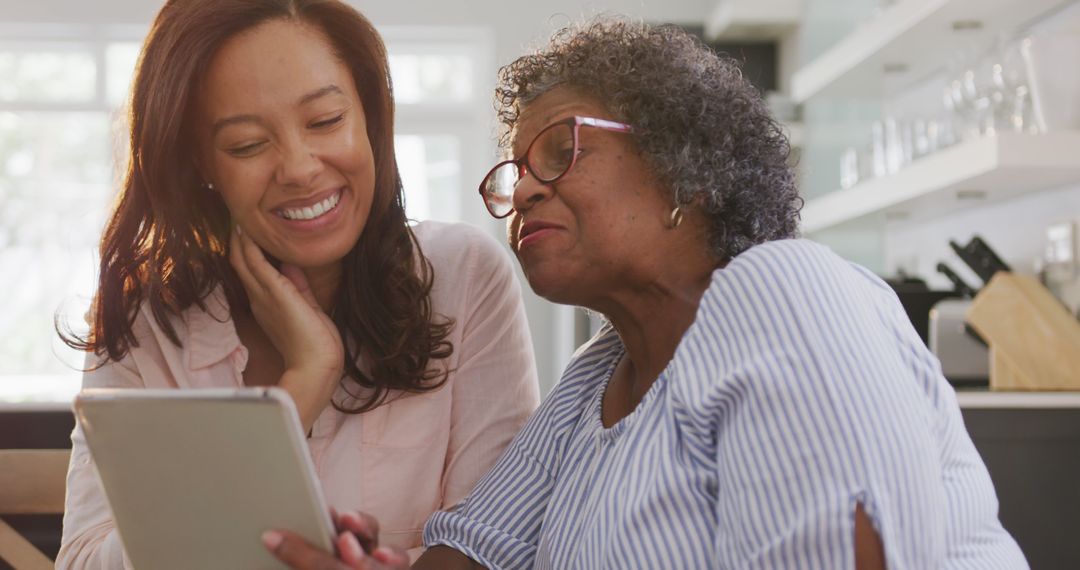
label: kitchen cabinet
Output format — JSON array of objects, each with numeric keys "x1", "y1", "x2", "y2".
[{"x1": 958, "y1": 391, "x2": 1080, "y2": 568}]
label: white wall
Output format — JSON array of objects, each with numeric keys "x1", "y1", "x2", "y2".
[
  {"x1": 1, "y1": 0, "x2": 710, "y2": 394},
  {"x1": 1, "y1": 0, "x2": 709, "y2": 97},
  {"x1": 885, "y1": 183, "x2": 1080, "y2": 305}
]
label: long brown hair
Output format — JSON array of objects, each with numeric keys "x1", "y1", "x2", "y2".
[{"x1": 62, "y1": 0, "x2": 453, "y2": 412}]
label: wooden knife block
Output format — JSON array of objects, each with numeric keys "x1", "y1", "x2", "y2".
[{"x1": 965, "y1": 273, "x2": 1080, "y2": 390}]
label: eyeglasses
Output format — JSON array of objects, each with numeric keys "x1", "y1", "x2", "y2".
[{"x1": 478, "y1": 115, "x2": 633, "y2": 219}]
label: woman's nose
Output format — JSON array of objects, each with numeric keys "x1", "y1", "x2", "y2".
[
  {"x1": 275, "y1": 137, "x2": 322, "y2": 188},
  {"x1": 512, "y1": 167, "x2": 555, "y2": 213}
]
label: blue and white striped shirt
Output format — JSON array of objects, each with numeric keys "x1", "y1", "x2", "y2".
[{"x1": 424, "y1": 239, "x2": 1027, "y2": 569}]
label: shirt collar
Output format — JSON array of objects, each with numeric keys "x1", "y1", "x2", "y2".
[{"x1": 182, "y1": 285, "x2": 242, "y2": 370}]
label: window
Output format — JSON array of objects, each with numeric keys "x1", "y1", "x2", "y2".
[
  {"x1": 0, "y1": 26, "x2": 143, "y2": 403},
  {"x1": 0, "y1": 25, "x2": 494, "y2": 403},
  {"x1": 385, "y1": 28, "x2": 495, "y2": 228},
  {"x1": 396, "y1": 134, "x2": 462, "y2": 223}
]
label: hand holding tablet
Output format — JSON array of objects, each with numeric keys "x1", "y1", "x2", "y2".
[{"x1": 75, "y1": 387, "x2": 335, "y2": 570}]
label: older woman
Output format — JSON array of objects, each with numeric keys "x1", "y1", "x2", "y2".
[
  {"x1": 57, "y1": 0, "x2": 539, "y2": 566},
  {"x1": 268, "y1": 19, "x2": 1027, "y2": 570}
]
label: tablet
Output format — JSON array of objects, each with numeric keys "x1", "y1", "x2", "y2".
[{"x1": 74, "y1": 387, "x2": 335, "y2": 570}]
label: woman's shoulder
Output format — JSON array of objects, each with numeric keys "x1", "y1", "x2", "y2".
[
  {"x1": 671, "y1": 238, "x2": 938, "y2": 424},
  {"x1": 717, "y1": 238, "x2": 888, "y2": 293},
  {"x1": 412, "y1": 220, "x2": 518, "y2": 302},
  {"x1": 532, "y1": 324, "x2": 623, "y2": 428},
  {"x1": 412, "y1": 220, "x2": 506, "y2": 262},
  {"x1": 695, "y1": 238, "x2": 899, "y2": 335},
  {"x1": 107, "y1": 287, "x2": 237, "y2": 369}
]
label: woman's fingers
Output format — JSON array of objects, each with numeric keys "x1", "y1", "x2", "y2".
[
  {"x1": 337, "y1": 531, "x2": 366, "y2": 566},
  {"x1": 371, "y1": 546, "x2": 409, "y2": 567},
  {"x1": 229, "y1": 226, "x2": 263, "y2": 298},
  {"x1": 337, "y1": 511, "x2": 380, "y2": 552},
  {"x1": 230, "y1": 227, "x2": 312, "y2": 313},
  {"x1": 232, "y1": 229, "x2": 319, "y2": 314},
  {"x1": 263, "y1": 530, "x2": 349, "y2": 569},
  {"x1": 281, "y1": 263, "x2": 321, "y2": 310},
  {"x1": 236, "y1": 228, "x2": 293, "y2": 297},
  {"x1": 263, "y1": 528, "x2": 403, "y2": 570}
]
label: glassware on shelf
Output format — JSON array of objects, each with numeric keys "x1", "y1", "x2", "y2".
[
  {"x1": 901, "y1": 120, "x2": 916, "y2": 165},
  {"x1": 858, "y1": 144, "x2": 876, "y2": 186},
  {"x1": 871, "y1": 120, "x2": 888, "y2": 179},
  {"x1": 883, "y1": 117, "x2": 903, "y2": 174},
  {"x1": 840, "y1": 147, "x2": 859, "y2": 190},
  {"x1": 989, "y1": 36, "x2": 1039, "y2": 134},
  {"x1": 913, "y1": 119, "x2": 932, "y2": 159},
  {"x1": 1015, "y1": 32, "x2": 1080, "y2": 133},
  {"x1": 833, "y1": 25, "x2": 1080, "y2": 193},
  {"x1": 942, "y1": 35, "x2": 1044, "y2": 140}
]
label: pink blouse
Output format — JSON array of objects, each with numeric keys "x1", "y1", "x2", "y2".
[{"x1": 57, "y1": 221, "x2": 540, "y2": 568}]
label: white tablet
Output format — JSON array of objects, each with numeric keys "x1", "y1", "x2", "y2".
[{"x1": 74, "y1": 387, "x2": 335, "y2": 570}]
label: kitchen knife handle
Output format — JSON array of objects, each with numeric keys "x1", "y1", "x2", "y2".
[{"x1": 936, "y1": 262, "x2": 978, "y2": 298}]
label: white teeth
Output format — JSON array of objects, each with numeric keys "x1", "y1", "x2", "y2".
[{"x1": 280, "y1": 190, "x2": 341, "y2": 221}]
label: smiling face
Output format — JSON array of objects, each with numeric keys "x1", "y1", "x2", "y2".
[
  {"x1": 506, "y1": 87, "x2": 678, "y2": 307},
  {"x1": 196, "y1": 19, "x2": 375, "y2": 270}
]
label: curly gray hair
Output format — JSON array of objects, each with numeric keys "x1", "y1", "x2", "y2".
[{"x1": 496, "y1": 18, "x2": 802, "y2": 260}]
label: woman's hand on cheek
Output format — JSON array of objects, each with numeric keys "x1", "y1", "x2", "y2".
[{"x1": 229, "y1": 226, "x2": 345, "y2": 429}]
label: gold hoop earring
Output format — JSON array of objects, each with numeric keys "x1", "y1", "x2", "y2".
[{"x1": 668, "y1": 207, "x2": 684, "y2": 229}]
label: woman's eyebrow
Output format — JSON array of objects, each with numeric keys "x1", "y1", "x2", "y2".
[
  {"x1": 298, "y1": 84, "x2": 344, "y2": 106},
  {"x1": 210, "y1": 85, "x2": 345, "y2": 137},
  {"x1": 211, "y1": 113, "x2": 261, "y2": 137}
]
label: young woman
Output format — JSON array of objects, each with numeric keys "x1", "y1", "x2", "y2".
[{"x1": 56, "y1": 1, "x2": 539, "y2": 566}]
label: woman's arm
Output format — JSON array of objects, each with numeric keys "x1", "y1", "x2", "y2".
[
  {"x1": 56, "y1": 353, "x2": 144, "y2": 570},
  {"x1": 707, "y1": 355, "x2": 946, "y2": 569},
  {"x1": 437, "y1": 227, "x2": 540, "y2": 506},
  {"x1": 854, "y1": 504, "x2": 886, "y2": 570},
  {"x1": 413, "y1": 545, "x2": 484, "y2": 569},
  {"x1": 695, "y1": 242, "x2": 953, "y2": 568}
]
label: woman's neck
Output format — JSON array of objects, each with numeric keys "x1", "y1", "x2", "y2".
[
  {"x1": 301, "y1": 262, "x2": 343, "y2": 313},
  {"x1": 599, "y1": 268, "x2": 714, "y2": 387}
]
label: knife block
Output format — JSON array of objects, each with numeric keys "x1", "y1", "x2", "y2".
[{"x1": 965, "y1": 273, "x2": 1080, "y2": 390}]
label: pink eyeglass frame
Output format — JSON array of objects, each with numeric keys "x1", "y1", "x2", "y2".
[{"x1": 479, "y1": 115, "x2": 634, "y2": 219}]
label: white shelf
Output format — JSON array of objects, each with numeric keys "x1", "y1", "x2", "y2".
[
  {"x1": 791, "y1": 0, "x2": 1075, "y2": 103},
  {"x1": 705, "y1": 0, "x2": 802, "y2": 41},
  {"x1": 800, "y1": 132, "x2": 1080, "y2": 233}
]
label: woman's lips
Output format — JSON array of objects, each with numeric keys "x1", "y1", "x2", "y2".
[
  {"x1": 518, "y1": 221, "x2": 563, "y2": 250},
  {"x1": 274, "y1": 187, "x2": 346, "y2": 231},
  {"x1": 275, "y1": 187, "x2": 344, "y2": 219}
]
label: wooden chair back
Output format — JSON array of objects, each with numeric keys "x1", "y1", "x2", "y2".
[{"x1": 0, "y1": 450, "x2": 70, "y2": 570}]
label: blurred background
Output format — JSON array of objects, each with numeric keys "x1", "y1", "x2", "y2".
[
  {"x1": 0, "y1": 0, "x2": 776, "y2": 403},
  {"x1": 3, "y1": 0, "x2": 1079, "y2": 404}
]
